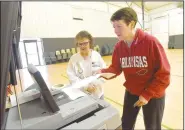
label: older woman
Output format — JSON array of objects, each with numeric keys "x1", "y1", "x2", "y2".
[{"x1": 66, "y1": 30, "x2": 106, "y2": 99}]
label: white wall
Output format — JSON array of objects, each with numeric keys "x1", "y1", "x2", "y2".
[
  {"x1": 151, "y1": 15, "x2": 169, "y2": 49},
  {"x1": 148, "y1": 4, "x2": 183, "y2": 49},
  {"x1": 21, "y1": 2, "x2": 183, "y2": 49},
  {"x1": 21, "y1": 2, "x2": 74, "y2": 38},
  {"x1": 149, "y1": 4, "x2": 183, "y2": 36},
  {"x1": 21, "y1": 2, "x2": 113, "y2": 38},
  {"x1": 168, "y1": 9, "x2": 183, "y2": 35},
  {"x1": 21, "y1": 2, "x2": 148, "y2": 38}
]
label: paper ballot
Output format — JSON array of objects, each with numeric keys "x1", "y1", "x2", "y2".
[
  {"x1": 99, "y1": 73, "x2": 116, "y2": 79},
  {"x1": 69, "y1": 74, "x2": 105, "y2": 99},
  {"x1": 62, "y1": 87, "x2": 87, "y2": 100},
  {"x1": 71, "y1": 74, "x2": 101, "y2": 89},
  {"x1": 89, "y1": 78, "x2": 105, "y2": 98},
  {"x1": 62, "y1": 73, "x2": 114, "y2": 100},
  {"x1": 10, "y1": 89, "x2": 41, "y2": 107}
]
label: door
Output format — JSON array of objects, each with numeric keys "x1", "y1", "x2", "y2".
[{"x1": 23, "y1": 40, "x2": 40, "y2": 66}]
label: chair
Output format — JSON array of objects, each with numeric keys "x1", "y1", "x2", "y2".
[
  {"x1": 43, "y1": 52, "x2": 52, "y2": 65},
  {"x1": 95, "y1": 45, "x2": 100, "y2": 53},
  {"x1": 66, "y1": 49, "x2": 72, "y2": 60},
  {"x1": 60, "y1": 49, "x2": 68, "y2": 62},
  {"x1": 100, "y1": 44, "x2": 110, "y2": 56},
  {"x1": 49, "y1": 52, "x2": 57, "y2": 63},
  {"x1": 71, "y1": 48, "x2": 76, "y2": 55},
  {"x1": 108, "y1": 44, "x2": 114, "y2": 55},
  {"x1": 55, "y1": 50, "x2": 62, "y2": 62}
]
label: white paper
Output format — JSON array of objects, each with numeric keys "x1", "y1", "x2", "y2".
[
  {"x1": 89, "y1": 78, "x2": 105, "y2": 98},
  {"x1": 100, "y1": 72, "x2": 116, "y2": 79},
  {"x1": 62, "y1": 87, "x2": 87, "y2": 100},
  {"x1": 71, "y1": 74, "x2": 101, "y2": 89},
  {"x1": 10, "y1": 89, "x2": 41, "y2": 107},
  {"x1": 70, "y1": 74, "x2": 105, "y2": 99}
]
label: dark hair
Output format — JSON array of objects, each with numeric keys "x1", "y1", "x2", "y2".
[
  {"x1": 75, "y1": 30, "x2": 93, "y2": 49},
  {"x1": 111, "y1": 7, "x2": 138, "y2": 27}
]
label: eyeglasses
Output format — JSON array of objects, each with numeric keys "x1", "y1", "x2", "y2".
[{"x1": 77, "y1": 41, "x2": 89, "y2": 47}]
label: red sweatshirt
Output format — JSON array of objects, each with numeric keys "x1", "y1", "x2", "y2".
[{"x1": 101, "y1": 29, "x2": 170, "y2": 101}]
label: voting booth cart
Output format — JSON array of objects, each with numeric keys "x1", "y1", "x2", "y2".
[{"x1": 5, "y1": 64, "x2": 121, "y2": 129}]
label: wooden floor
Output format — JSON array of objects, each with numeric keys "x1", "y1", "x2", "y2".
[{"x1": 14, "y1": 49, "x2": 183, "y2": 130}]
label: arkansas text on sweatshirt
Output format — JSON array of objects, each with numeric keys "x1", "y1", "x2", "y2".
[{"x1": 101, "y1": 29, "x2": 170, "y2": 101}]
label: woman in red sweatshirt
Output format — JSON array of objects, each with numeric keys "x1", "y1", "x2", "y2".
[{"x1": 100, "y1": 7, "x2": 170, "y2": 130}]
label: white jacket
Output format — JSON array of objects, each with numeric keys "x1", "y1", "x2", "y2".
[{"x1": 67, "y1": 50, "x2": 106, "y2": 98}]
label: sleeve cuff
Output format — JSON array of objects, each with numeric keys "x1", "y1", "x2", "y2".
[
  {"x1": 100, "y1": 69, "x2": 106, "y2": 73},
  {"x1": 141, "y1": 90, "x2": 153, "y2": 101}
]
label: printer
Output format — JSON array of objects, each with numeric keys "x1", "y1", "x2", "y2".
[{"x1": 5, "y1": 64, "x2": 121, "y2": 129}]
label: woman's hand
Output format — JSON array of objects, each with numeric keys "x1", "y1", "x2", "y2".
[
  {"x1": 86, "y1": 83, "x2": 97, "y2": 93},
  {"x1": 134, "y1": 96, "x2": 148, "y2": 107}
]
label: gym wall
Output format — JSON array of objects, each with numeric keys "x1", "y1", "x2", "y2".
[
  {"x1": 20, "y1": 2, "x2": 149, "y2": 52},
  {"x1": 42, "y1": 37, "x2": 118, "y2": 52},
  {"x1": 149, "y1": 4, "x2": 183, "y2": 49},
  {"x1": 20, "y1": 2, "x2": 148, "y2": 38}
]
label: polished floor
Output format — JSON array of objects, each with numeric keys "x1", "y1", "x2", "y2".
[{"x1": 14, "y1": 49, "x2": 183, "y2": 130}]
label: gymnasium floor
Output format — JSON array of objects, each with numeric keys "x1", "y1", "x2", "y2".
[{"x1": 14, "y1": 49, "x2": 183, "y2": 130}]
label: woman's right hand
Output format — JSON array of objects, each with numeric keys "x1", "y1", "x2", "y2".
[{"x1": 86, "y1": 83, "x2": 97, "y2": 93}]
